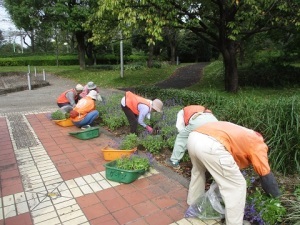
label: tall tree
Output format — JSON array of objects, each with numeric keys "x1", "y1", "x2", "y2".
[
  {"x1": 3, "y1": 0, "x2": 48, "y2": 52},
  {"x1": 96, "y1": 0, "x2": 300, "y2": 93}
]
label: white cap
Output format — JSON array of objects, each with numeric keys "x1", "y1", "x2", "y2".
[
  {"x1": 75, "y1": 84, "x2": 84, "y2": 91},
  {"x1": 152, "y1": 99, "x2": 163, "y2": 112},
  {"x1": 87, "y1": 90, "x2": 98, "y2": 100}
]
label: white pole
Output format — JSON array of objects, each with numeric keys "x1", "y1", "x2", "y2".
[
  {"x1": 28, "y1": 65, "x2": 30, "y2": 73},
  {"x1": 34, "y1": 67, "x2": 37, "y2": 77},
  {"x1": 43, "y1": 69, "x2": 46, "y2": 81},
  {"x1": 27, "y1": 73, "x2": 31, "y2": 90},
  {"x1": 120, "y1": 32, "x2": 124, "y2": 78},
  {"x1": 21, "y1": 34, "x2": 24, "y2": 53}
]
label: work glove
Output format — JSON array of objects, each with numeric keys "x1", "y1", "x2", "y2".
[
  {"x1": 146, "y1": 125, "x2": 153, "y2": 134},
  {"x1": 260, "y1": 172, "x2": 281, "y2": 197},
  {"x1": 96, "y1": 94, "x2": 103, "y2": 102}
]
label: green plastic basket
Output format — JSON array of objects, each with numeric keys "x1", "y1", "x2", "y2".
[
  {"x1": 104, "y1": 160, "x2": 145, "y2": 184},
  {"x1": 69, "y1": 127, "x2": 100, "y2": 140}
]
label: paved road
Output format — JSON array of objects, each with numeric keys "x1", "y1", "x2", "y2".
[{"x1": 0, "y1": 73, "x2": 122, "y2": 115}]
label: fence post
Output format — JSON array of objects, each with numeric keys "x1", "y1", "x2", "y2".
[
  {"x1": 34, "y1": 67, "x2": 37, "y2": 77},
  {"x1": 27, "y1": 73, "x2": 31, "y2": 90},
  {"x1": 43, "y1": 69, "x2": 46, "y2": 81}
]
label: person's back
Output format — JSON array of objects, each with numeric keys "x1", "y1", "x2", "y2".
[
  {"x1": 71, "y1": 90, "x2": 99, "y2": 128},
  {"x1": 56, "y1": 84, "x2": 84, "y2": 113},
  {"x1": 167, "y1": 105, "x2": 218, "y2": 169},
  {"x1": 188, "y1": 121, "x2": 280, "y2": 225}
]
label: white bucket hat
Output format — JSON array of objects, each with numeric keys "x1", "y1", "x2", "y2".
[
  {"x1": 75, "y1": 84, "x2": 84, "y2": 91},
  {"x1": 152, "y1": 99, "x2": 163, "y2": 112},
  {"x1": 87, "y1": 90, "x2": 98, "y2": 100},
  {"x1": 87, "y1": 81, "x2": 97, "y2": 90}
]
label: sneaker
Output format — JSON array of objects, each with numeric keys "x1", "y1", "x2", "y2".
[
  {"x1": 81, "y1": 125, "x2": 91, "y2": 130},
  {"x1": 165, "y1": 159, "x2": 180, "y2": 169}
]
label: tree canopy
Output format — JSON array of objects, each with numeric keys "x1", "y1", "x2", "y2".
[{"x1": 95, "y1": 0, "x2": 300, "y2": 92}]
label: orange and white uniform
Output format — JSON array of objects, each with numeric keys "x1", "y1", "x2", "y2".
[
  {"x1": 57, "y1": 89, "x2": 78, "y2": 107},
  {"x1": 170, "y1": 105, "x2": 217, "y2": 165},
  {"x1": 71, "y1": 96, "x2": 96, "y2": 122},
  {"x1": 123, "y1": 91, "x2": 151, "y2": 115},
  {"x1": 187, "y1": 121, "x2": 274, "y2": 225}
]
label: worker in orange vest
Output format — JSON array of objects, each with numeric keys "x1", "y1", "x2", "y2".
[
  {"x1": 56, "y1": 84, "x2": 84, "y2": 113},
  {"x1": 187, "y1": 121, "x2": 280, "y2": 225},
  {"x1": 166, "y1": 105, "x2": 218, "y2": 169},
  {"x1": 121, "y1": 91, "x2": 163, "y2": 134},
  {"x1": 70, "y1": 90, "x2": 99, "y2": 129}
]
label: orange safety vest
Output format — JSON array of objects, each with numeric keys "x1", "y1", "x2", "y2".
[
  {"x1": 183, "y1": 105, "x2": 211, "y2": 126},
  {"x1": 71, "y1": 96, "x2": 95, "y2": 122},
  {"x1": 195, "y1": 121, "x2": 270, "y2": 176},
  {"x1": 125, "y1": 91, "x2": 150, "y2": 115},
  {"x1": 57, "y1": 89, "x2": 77, "y2": 104}
]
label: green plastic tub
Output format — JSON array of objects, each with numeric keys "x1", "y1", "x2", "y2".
[
  {"x1": 104, "y1": 160, "x2": 145, "y2": 184},
  {"x1": 69, "y1": 127, "x2": 100, "y2": 140}
]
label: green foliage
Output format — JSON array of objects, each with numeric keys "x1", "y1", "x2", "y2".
[
  {"x1": 115, "y1": 155, "x2": 150, "y2": 171},
  {"x1": 119, "y1": 134, "x2": 138, "y2": 150},
  {"x1": 283, "y1": 198, "x2": 300, "y2": 224},
  {"x1": 51, "y1": 110, "x2": 67, "y2": 120},
  {"x1": 294, "y1": 185, "x2": 300, "y2": 199},
  {"x1": 0, "y1": 55, "x2": 79, "y2": 66},
  {"x1": 96, "y1": 93, "x2": 128, "y2": 130},
  {"x1": 248, "y1": 188, "x2": 286, "y2": 225},
  {"x1": 239, "y1": 60, "x2": 300, "y2": 88},
  {"x1": 139, "y1": 135, "x2": 164, "y2": 154}
]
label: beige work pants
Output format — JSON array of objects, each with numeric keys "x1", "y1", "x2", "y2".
[{"x1": 187, "y1": 132, "x2": 246, "y2": 225}]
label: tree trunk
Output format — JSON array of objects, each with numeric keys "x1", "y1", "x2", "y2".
[
  {"x1": 170, "y1": 45, "x2": 176, "y2": 65},
  {"x1": 147, "y1": 44, "x2": 154, "y2": 68},
  {"x1": 75, "y1": 31, "x2": 86, "y2": 70},
  {"x1": 221, "y1": 41, "x2": 238, "y2": 93}
]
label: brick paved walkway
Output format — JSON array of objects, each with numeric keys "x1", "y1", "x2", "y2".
[{"x1": 0, "y1": 71, "x2": 222, "y2": 225}]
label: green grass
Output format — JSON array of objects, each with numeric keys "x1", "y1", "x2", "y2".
[{"x1": 0, "y1": 64, "x2": 183, "y2": 89}]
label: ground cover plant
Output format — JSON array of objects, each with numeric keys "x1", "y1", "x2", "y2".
[
  {"x1": 50, "y1": 110, "x2": 69, "y2": 120},
  {"x1": 96, "y1": 91, "x2": 300, "y2": 224}
]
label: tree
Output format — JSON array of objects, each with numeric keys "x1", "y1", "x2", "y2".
[
  {"x1": 4, "y1": 0, "x2": 97, "y2": 69},
  {"x1": 0, "y1": 30, "x2": 4, "y2": 46},
  {"x1": 3, "y1": 0, "x2": 48, "y2": 52},
  {"x1": 96, "y1": 0, "x2": 300, "y2": 93}
]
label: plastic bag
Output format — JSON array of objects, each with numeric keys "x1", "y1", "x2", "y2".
[{"x1": 185, "y1": 182, "x2": 225, "y2": 220}]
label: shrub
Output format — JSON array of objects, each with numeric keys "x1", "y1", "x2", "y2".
[
  {"x1": 51, "y1": 110, "x2": 67, "y2": 120},
  {"x1": 119, "y1": 134, "x2": 138, "y2": 150}
]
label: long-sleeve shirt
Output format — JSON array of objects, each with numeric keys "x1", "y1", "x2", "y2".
[
  {"x1": 65, "y1": 91, "x2": 77, "y2": 107},
  {"x1": 195, "y1": 121, "x2": 271, "y2": 176},
  {"x1": 121, "y1": 96, "x2": 151, "y2": 127}
]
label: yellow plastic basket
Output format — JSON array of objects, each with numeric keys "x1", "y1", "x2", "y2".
[
  {"x1": 101, "y1": 146, "x2": 137, "y2": 161},
  {"x1": 53, "y1": 118, "x2": 74, "y2": 127}
]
